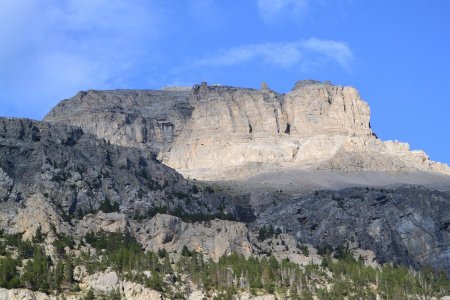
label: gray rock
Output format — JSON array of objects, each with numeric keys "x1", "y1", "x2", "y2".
[
  {"x1": 0, "y1": 117, "x2": 253, "y2": 221},
  {"x1": 256, "y1": 186, "x2": 450, "y2": 274}
]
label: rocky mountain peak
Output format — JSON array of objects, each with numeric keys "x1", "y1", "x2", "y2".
[
  {"x1": 291, "y1": 79, "x2": 333, "y2": 90},
  {"x1": 43, "y1": 81, "x2": 450, "y2": 183}
]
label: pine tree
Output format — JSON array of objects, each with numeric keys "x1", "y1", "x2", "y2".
[
  {"x1": 181, "y1": 245, "x2": 191, "y2": 257},
  {"x1": 258, "y1": 226, "x2": 267, "y2": 241},
  {"x1": 63, "y1": 257, "x2": 74, "y2": 285},
  {"x1": 53, "y1": 261, "x2": 64, "y2": 291},
  {"x1": 84, "y1": 289, "x2": 95, "y2": 300},
  {"x1": 0, "y1": 256, "x2": 20, "y2": 288}
]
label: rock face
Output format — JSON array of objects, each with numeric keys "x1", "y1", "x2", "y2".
[
  {"x1": 4, "y1": 115, "x2": 450, "y2": 274},
  {"x1": 75, "y1": 269, "x2": 162, "y2": 299},
  {"x1": 44, "y1": 89, "x2": 193, "y2": 155},
  {"x1": 4, "y1": 80, "x2": 450, "y2": 297},
  {"x1": 0, "y1": 118, "x2": 253, "y2": 224},
  {"x1": 133, "y1": 213, "x2": 253, "y2": 261},
  {"x1": 0, "y1": 288, "x2": 54, "y2": 300},
  {"x1": 257, "y1": 186, "x2": 450, "y2": 274},
  {"x1": 74, "y1": 212, "x2": 253, "y2": 261},
  {"x1": 0, "y1": 117, "x2": 180, "y2": 215},
  {"x1": 44, "y1": 81, "x2": 450, "y2": 182}
]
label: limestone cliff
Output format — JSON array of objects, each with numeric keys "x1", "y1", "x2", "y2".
[
  {"x1": 3, "y1": 102, "x2": 450, "y2": 297},
  {"x1": 44, "y1": 81, "x2": 450, "y2": 182}
]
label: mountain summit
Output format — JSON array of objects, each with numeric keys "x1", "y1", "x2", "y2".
[{"x1": 45, "y1": 81, "x2": 450, "y2": 188}]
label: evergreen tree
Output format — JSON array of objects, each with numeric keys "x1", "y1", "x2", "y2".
[
  {"x1": 0, "y1": 256, "x2": 20, "y2": 288},
  {"x1": 63, "y1": 257, "x2": 74, "y2": 285},
  {"x1": 181, "y1": 245, "x2": 192, "y2": 257},
  {"x1": 32, "y1": 226, "x2": 46, "y2": 244},
  {"x1": 258, "y1": 226, "x2": 267, "y2": 241},
  {"x1": 53, "y1": 261, "x2": 64, "y2": 291},
  {"x1": 84, "y1": 289, "x2": 95, "y2": 300}
]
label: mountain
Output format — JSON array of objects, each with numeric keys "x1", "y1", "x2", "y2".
[
  {"x1": 44, "y1": 80, "x2": 450, "y2": 187},
  {"x1": 1, "y1": 81, "x2": 450, "y2": 299}
]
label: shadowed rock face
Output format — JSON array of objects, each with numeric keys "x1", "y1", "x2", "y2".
[
  {"x1": 256, "y1": 186, "x2": 450, "y2": 274},
  {"x1": 0, "y1": 118, "x2": 254, "y2": 222},
  {"x1": 44, "y1": 89, "x2": 193, "y2": 154},
  {"x1": 44, "y1": 81, "x2": 450, "y2": 182},
  {"x1": 0, "y1": 117, "x2": 182, "y2": 214}
]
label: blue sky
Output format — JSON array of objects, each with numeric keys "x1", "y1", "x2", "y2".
[{"x1": 1, "y1": 0, "x2": 449, "y2": 164}]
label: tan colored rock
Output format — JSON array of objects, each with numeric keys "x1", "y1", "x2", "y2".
[
  {"x1": 73, "y1": 265, "x2": 88, "y2": 283},
  {"x1": 133, "y1": 214, "x2": 252, "y2": 260},
  {"x1": 122, "y1": 281, "x2": 162, "y2": 300},
  {"x1": 0, "y1": 193, "x2": 74, "y2": 258},
  {"x1": 75, "y1": 212, "x2": 128, "y2": 236},
  {"x1": 0, "y1": 288, "x2": 55, "y2": 300},
  {"x1": 0, "y1": 193, "x2": 72, "y2": 253},
  {"x1": 14, "y1": 194, "x2": 70, "y2": 241},
  {"x1": 165, "y1": 83, "x2": 449, "y2": 179},
  {"x1": 84, "y1": 270, "x2": 119, "y2": 293},
  {"x1": 44, "y1": 81, "x2": 450, "y2": 183},
  {"x1": 238, "y1": 294, "x2": 276, "y2": 300},
  {"x1": 188, "y1": 290, "x2": 206, "y2": 300}
]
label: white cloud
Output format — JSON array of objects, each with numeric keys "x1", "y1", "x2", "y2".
[
  {"x1": 0, "y1": 0, "x2": 165, "y2": 118},
  {"x1": 257, "y1": 0, "x2": 309, "y2": 23},
  {"x1": 189, "y1": 38, "x2": 353, "y2": 71}
]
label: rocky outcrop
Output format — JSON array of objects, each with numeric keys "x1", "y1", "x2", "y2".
[
  {"x1": 122, "y1": 281, "x2": 162, "y2": 300},
  {"x1": 0, "y1": 168, "x2": 13, "y2": 202},
  {"x1": 75, "y1": 269, "x2": 162, "y2": 299},
  {"x1": 133, "y1": 214, "x2": 253, "y2": 260},
  {"x1": 0, "y1": 117, "x2": 251, "y2": 222},
  {"x1": 43, "y1": 89, "x2": 193, "y2": 155},
  {"x1": 75, "y1": 211, "x2": 128, "y2": 236},
  {"x1": 0, "y1": 117, "x2": 180, "y2": 216},
  {"x1": 84, "y1": 271, "x2": 119, "y2": 293},
  {"x1": 75, "y1": 212, "x2": 254, "y2": 260},
  {"x1": 256, "y1": 186, "x2": 450, "y2": 274},
  {"x1": 44, "y1": 81, "x2": 450, "y2": 182},
  {"x1": 0, "y1": 288, "x2": 55, "y2": 300}
]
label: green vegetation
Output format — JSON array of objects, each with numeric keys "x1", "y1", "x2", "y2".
[
  {"x1": 98, "y1": 198, "x2": 120, "y2": 213},
  {"x1": 258, "y1": 224, "x2": 283, "y2": 241},
  {"x1": 135, "y1": 169, "x2": 167, "y2": 190},
  {"x1": 0, "y1": 230, "x2": 76, "y2": 294},
  {"x1": 297, "y1": 243, "x2": 309, "y2": 257},
  {"x1": 78, "y1": 230, "x2": 173, "y2": 293},
  {"x1": 131, "y1": 205, "x2": 236, "y2": 223},
  {"x1": 1, "y1": 229, "x2": 450, "y2": 299},
  {"x1": 177, "y1": 251, "x2": 450, "y2": 299}
]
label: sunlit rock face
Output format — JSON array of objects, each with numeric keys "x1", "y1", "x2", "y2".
[{"x1": 44, "y1": 81, "x2": 450, "y2": 181}]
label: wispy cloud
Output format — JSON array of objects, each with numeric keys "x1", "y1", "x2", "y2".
[
  {"x1": 257, "y1": 0, "x2": 309, "y2": 23},
  {"x1": 188, "y1": 38, "x2": 354, "y2": 71},
  {"x1": 0, "y1": 0, "x2": 165, "y2": 118}
]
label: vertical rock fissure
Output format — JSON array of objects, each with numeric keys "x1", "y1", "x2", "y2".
[
  {"x1": 274, "y1": 109, "x2": 280, "y2": 133},
  {"x1": 285, "y1": 123, "x2": 291, "y2": 135}
]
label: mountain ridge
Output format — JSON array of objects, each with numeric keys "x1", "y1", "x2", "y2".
[
  {"x1": 44, "y1": 80, "x2": 450, "y2": 185},
  {"x1": 2, "y1": 80, "x2": 450, "y2": 299}
]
